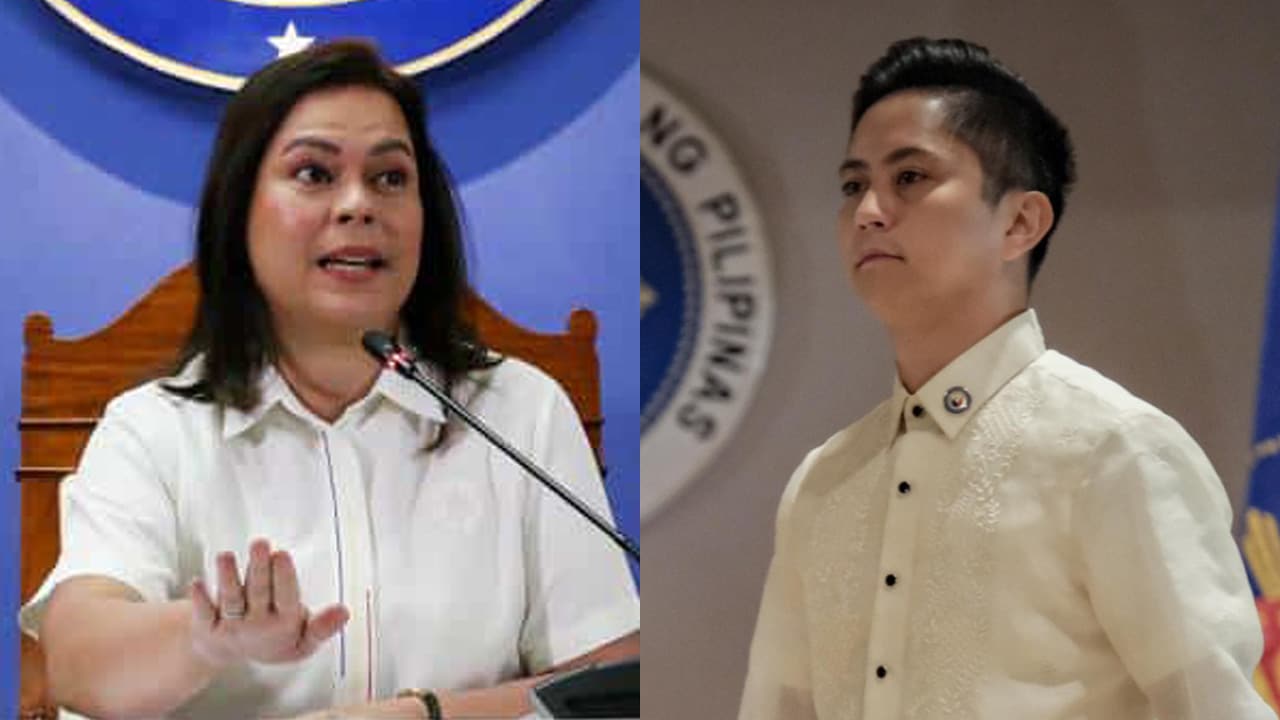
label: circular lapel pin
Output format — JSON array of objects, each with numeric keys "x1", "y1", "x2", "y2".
[{"x1": 943, "y1": 386, "x2": 972, "y2": 414}]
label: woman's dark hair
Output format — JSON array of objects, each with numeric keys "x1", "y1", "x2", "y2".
[
  {"x1": 852, "y1": 37, "x2": 1076, "y2": 286},
  {"x1": 165, "y1": 40, "x2": 493, "y2": 425}
]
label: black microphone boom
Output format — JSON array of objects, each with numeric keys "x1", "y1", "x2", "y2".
[{"x1": 361, "y1": 330, "x2": 640, "y2": 562}]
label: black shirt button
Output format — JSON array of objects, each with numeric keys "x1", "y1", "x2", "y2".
[
  {"x1": 898, "y1": 481, "x2": 911, "y2": 495},
  {"x1": 885, "y1": 574, "x2": 897, "y2": 587},
  {"x1": 911, "y1": 405, "x2": 924, "y2": 418},
  {"x1": 875, "y1": 665, "x2": 888, "y2": 679}
]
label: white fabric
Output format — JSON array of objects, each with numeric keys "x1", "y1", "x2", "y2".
[
  {"x1": 20, "y1": 356, "x2": 639, "y2": 720},
  {"x1": 739, "y1": 309, "x2": 1272, "y2": 720}
]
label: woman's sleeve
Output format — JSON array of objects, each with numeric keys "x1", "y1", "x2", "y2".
[
  {"x1": 18, "y1": 388, "x2": 181, "y2": 639},
  {"x1": 517, "y1": 374, "x2": 639, "y2": 672}
]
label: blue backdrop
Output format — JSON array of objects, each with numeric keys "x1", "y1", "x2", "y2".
[{"x1": 0, "y1": 1, "x2": 638, "y2": 713}]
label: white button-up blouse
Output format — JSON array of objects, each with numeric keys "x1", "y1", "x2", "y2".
[
  {"x1": 739, "y1": 310, "x2": 1271, "y2": 720},
  {"x1": 21, "y1": 356, "x2": 639, "y2": 719}
]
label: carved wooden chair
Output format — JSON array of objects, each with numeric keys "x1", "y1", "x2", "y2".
[{"x1": 17, "y1": 263, "x2": 602, "y2": 719}]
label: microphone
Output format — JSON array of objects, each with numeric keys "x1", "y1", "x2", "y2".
[{"x1": 362, "y1": 330, "x2": 640, "y2": 561}]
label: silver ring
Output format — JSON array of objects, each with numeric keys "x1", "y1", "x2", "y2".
[{"x1": 222, "y1": 604, "x2": 247, "y2": 620}]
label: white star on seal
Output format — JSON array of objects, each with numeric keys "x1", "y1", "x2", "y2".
[
  {"x1": 642, "y1": 279, "x2": 657, "y2": 316},
  {"x1": 268, "y1": 22, "x2": 315, "y2": 58}
]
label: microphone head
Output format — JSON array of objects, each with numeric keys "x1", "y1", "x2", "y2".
[{"x1": 361, "y1": 329, "x2": 399, "y2": 362}]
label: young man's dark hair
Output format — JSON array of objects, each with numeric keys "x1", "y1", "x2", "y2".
[
  {"x1": 852, "y1": 37, "x2": 1076, "y2": 285},
  {"x1": 166, "y1": 40, "x2": 492, "y2": 415}
]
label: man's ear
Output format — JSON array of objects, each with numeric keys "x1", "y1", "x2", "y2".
[{"x1": 1002, "y1": 190, "x2": 1054, "y2": 263}]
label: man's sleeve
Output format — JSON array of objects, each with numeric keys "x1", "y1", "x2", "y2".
[
  {"x1": 738, "y1": 449, "x2": 819, "y2": 720},
  {"x1": 1076, "y1": 410, "x2": 1274, "y2": 719}
]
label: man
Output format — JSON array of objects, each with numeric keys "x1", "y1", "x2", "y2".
[{"x1": 738, "y1": 37, "x2": 1272, "y2": 719}]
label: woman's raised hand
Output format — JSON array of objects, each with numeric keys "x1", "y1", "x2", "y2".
[{"x1": 188, "y1": 538, "x2": 349, "y2": 668}]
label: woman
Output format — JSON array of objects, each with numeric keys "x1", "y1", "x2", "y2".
[{"x1": 20, "y1": 41, "x2": 639, "y2": 719}]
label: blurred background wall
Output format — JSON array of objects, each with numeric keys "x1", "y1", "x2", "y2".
[{"x1": 641, "y1": 2, "x2": 1280, "y2": 716}]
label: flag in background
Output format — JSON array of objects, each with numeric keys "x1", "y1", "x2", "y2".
[{"x1": 1242, "y1": 183, "x2": 1280, "y2": 711}]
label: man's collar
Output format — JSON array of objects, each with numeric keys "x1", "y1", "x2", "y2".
[{"x1": 886, "y1": 309, "x2": 1046, "y2": 442}]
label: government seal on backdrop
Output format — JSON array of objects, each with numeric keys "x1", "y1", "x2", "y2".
[
  {"x1": 41, "y1": 0, "x2": 546, "y2": 90},
  {"x1": 641, "y1": 69, "x2": 775, "y2": 522}
]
